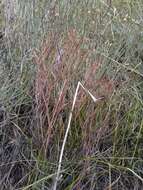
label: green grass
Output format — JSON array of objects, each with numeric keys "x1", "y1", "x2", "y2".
[{"x1": 0, "y1": 0, "x2": 143, "y2": 189}]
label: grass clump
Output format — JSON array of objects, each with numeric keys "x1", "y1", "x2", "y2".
[{"x1": 0, "y1": 0, "x2": 143, "y2": 189}]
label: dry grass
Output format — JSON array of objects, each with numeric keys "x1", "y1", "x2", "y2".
[{"x1": 0, "y1": 0, "x2": 143, "y2": 189}]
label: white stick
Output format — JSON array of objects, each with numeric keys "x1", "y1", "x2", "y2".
[{"x1": 53, "y1": 81, "x2": 103, "y2": 190}]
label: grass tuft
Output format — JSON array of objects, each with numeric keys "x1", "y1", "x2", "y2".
[{"x1": 0, "y1": 0, "x2": 143, "y2": 189}]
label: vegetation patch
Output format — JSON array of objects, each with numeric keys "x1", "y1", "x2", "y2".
[{"x1": 0, "y1": 0, "x2": 143, "y2": 189}]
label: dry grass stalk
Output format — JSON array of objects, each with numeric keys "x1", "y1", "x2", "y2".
[
  {"x1": 53, "y1": 81, "x2": 104, "y2": 190},
  {"x1": 33, "y1": 35, "x2": 57, "y2": 154}
]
